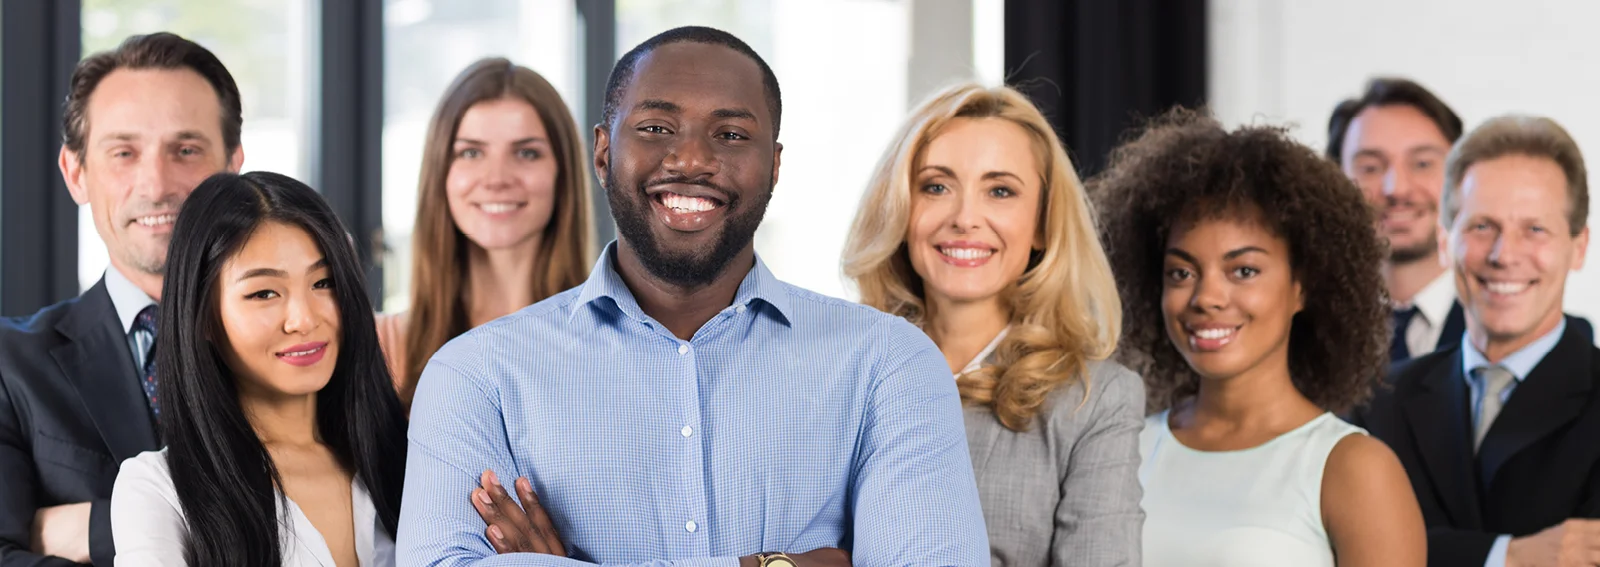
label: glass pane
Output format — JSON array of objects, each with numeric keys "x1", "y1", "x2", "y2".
[
  {"x1": 381, "y1": 0, "x2": 578, "y2": 313},
  {"x1": 76, "y1": 0, "x2": 316, "y2": 293}
]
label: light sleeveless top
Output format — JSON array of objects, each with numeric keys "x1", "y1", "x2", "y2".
[{"x1": 1139, "y1": 411, "x2": 1365, "y2": 567}]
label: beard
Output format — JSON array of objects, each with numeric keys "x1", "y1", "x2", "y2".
[
  {"x1": 1388, "y1": 229, "x2": 1439, "y2": 265},
  {"x1": 604, "y1": 158, "x2": 773, "y2": 288}
]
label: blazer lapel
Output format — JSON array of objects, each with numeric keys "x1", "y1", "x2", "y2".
[
  {"x1": 1478, "y1": 325, "x2": 1593, "y2": 488},
  {"x1": 1403, "y1": 354, "x2": 1483, "y2": 528},
  {"x1": 50, "y1": 279, "x2": 158, "y2": 460}
]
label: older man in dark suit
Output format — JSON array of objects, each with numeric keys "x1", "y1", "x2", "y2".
[
  {"x1": 0, "y1": 33, "x2": 243, "y2": 566},
  {"x1": 1354, "y1": 114, "x2": 1598, "y2": 567}
]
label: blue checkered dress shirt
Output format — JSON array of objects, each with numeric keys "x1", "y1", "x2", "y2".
[{"x1": 397, "y1": 244, "x2": 989, "y2": 566}]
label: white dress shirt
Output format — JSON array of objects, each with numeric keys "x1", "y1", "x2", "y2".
[
  {"x1": 1397, "y1": 271, "x2": 1458, "y2": 356},
  {"x1": 112, "y1": 450, "x2": 395, "y2": 566}
]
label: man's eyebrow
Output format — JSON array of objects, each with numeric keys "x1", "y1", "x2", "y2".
[
  {"x1": 712, "y1": 108, "x2": 758, "y2": 122},
  {"x1": 635, "y1": 99, "x2": 680, "y2": 113}
]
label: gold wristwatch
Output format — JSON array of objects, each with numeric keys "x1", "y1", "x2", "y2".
[{"x1": 755, "y1": 552, "x2": 797, "y2": 567}]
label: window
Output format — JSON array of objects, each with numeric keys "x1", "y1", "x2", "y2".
[
  {"x1": 77, "y1": 0, "x2": 316, "y2": 292},
  {"x1": 616, "y1": 0, "x2": 1002, "y2": 299},
  {"x1": 381, "y1": 0, "x2": 579, "y2": 312}
]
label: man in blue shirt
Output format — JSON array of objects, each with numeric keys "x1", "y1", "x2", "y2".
[
  {"x1": 396, "y1": 26, "x2": 989, "y2": 567},
  {"x1": 1352, "y1": 114, "x2": 1600, "y2": 567}
]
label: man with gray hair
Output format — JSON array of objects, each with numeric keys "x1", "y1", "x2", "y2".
[{"x1": 1353, "y1": 115, "x2": 1600, "y2": 567}]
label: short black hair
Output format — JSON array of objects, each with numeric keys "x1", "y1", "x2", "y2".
[
  {"x1": 1326, "y1": 77, "x2": 1462, "y2": 162},
  {"x1": 602, "y1": 26, "x2": 782, "y2": 138}
]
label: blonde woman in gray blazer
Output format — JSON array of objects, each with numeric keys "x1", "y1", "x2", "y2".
[{"x1": 844, "y1": 83, "x2": 1144, "y2": 566}]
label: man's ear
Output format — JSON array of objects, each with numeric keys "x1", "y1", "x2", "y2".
[
  {"x1": 593, "y1": 124, "x2": 611, "y2": 184},
  {"x1": 60, "y1": 146, "x2": 89, "y2": 205},
  {"x1": 226, "y1": 144, "x2": 245, "y2": 173},
  {"x1": 771, "y1": 141, "x2": 782, "y2": 188},
  {"x1": 1571, "y1": 225, "x2": 1589, "y2": 272}
]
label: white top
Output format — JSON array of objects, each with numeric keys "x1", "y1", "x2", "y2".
[
  {"x1": 112, "y1": 450, "x2": 395, "y2": 567},
  {"x1": 1398, "y1": 271, "x2": 1458, "y2": 356},
  {"x1": 1139, "y1": 412, "x2": 1364, "y2": 567}
]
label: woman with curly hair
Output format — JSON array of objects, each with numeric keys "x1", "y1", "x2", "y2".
[
  {"x1": 844, "y1": 83, "x2": 1144, "y2": 565},
  {"x1": 1090, "y1": 109, "x2": 1424, "y2": 566}
]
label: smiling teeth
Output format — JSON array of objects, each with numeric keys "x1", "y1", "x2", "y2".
[
  {"x1": 282, "y1": 346, "x2": 322, "y2": 357},
  {"x1": 1486, "y1": 281, "x2": 1530, "y2": 295},
  {"x1": 940, "y1": 247, "x2": 993, "y2": 260},
  {"x1": 1192, "y1": 328, "x2": 1236, "y2": 340},
  {"x1": 479, "y1": 203, "x2": 521, "y2": 214},
  {"x1": 136, "y1": 214, "x2": 175, "y2": 227},
  {"x1": 662, "y1": 193, "x2": 717, "y2": 213}
]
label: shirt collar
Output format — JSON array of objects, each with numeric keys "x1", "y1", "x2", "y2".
[
  {"x1": 571, "y1": 241, "x2": 793, "y2": 327},
  {"x1": 1407, "y1": 271, "x2": 1458, "y2": 328},
  {"x1": 1461, "y1": 318, "x2": 1567, "y2": 383},
  {"x1": 956, "y1": 326, "x2": 1009, "y2": 379},
  {"x1": 103, "y1": 265, "x2": 157, "y2": 335}
]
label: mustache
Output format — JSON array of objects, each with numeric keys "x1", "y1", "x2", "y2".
[
  {"x1": 1383, "y1": 196, "x2": 1436, "y2": 212},
  {"x1": 642, "y1": 175, "x2": 735, "y2": 202},
  {"x1": 121, "y1": 196, "x2": 186, "y2": 220}
]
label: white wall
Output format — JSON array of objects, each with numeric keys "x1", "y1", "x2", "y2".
[{"x1": 1210, "y1": 0, "x2": 1600, "y2": 327}]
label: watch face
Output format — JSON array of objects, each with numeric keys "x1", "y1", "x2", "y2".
[{"x1": 765, "y1": 559, "x2": 798, "y2": 567}]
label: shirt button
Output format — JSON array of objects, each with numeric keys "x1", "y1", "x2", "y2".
[
  {"x1": 735, "y1": 305, "x2": 747, "y2": 314},
  {"x1": 685, "y1": 520, "x2": 698, "y2": 533},
  {"x1": 681, "y1": 425, "x2": 693, "y2": 437},
  {"x1": 677, "y1": 344, "x2": 689, "y2": 355}
]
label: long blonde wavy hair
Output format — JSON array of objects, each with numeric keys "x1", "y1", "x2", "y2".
[{"x1": 842, "y1": 83, "x2": 1121, "y2": 432}]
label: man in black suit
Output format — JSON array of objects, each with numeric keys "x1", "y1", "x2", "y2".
[
  {"x1": 1353, "y1": 114, "x2": 1597, "y2": 567},
  {"x1": 0, "y1": 33, "x2": 243, "y2": 566}
]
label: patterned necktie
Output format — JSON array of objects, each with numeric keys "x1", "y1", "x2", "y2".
[
  {"x1": 133, "y1": 305, "x2": 161, "y2": 423},
  {"x1": 1473, "y1": 365, "x2": 1516, "y2": 451},
  {"x1": 1390, "y1": 306, "x2": 1418, "y2": 362}
]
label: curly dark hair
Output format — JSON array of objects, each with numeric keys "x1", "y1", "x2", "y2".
[{"x1": 1089, "y1": 109, "x2": 1389, "y2": 415}]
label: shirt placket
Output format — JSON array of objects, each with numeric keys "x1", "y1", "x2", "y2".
[{"x1": 673, "y1": 336, "x2": 712, "y2": 557}]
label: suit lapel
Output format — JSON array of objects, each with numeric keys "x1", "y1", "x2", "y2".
[
  {"x1": 1435, "y1": 302, "x2": 1467, "y2": 351},
  {"x1": 1403, "y1": 354, "x2": 1483, "y2": 528},
  {"x1": 1478, "y1": 325, "x2": 1593, "y2": 488},
  {"x1": 51, "y1": 279, "x2": 158, "y2": 460}
]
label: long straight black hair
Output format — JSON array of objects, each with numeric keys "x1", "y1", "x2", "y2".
[{"x1": 155, "y1": 171, "x2": 408, "y2": 566}]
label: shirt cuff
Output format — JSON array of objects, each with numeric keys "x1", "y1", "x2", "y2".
[{"x1": 1485, "y1": 534, "x2": 1510, "y2": 567}]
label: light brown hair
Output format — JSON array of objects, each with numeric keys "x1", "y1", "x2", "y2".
[
  {"x1": 843, "y1": 83, "x2": 1121, "y2": 432},
  {"x1": 1443, "y1": 114, "x2": 1589, "y2": 235},
  {"x1": 400, "y1": 58, "x2": 594, "y2": 405}
]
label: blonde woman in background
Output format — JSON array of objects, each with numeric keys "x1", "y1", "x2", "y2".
[
  {"x1": 377, "y1": 58, "x2": 594, "y2": 409},
  {"x1": 843, "y1": 83, "x2": 1143, "y2": 566}
]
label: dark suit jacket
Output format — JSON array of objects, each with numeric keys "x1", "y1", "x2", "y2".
[
  {"x1": 1353, "y1": 320, "x2": 1600, "y2": 567},
  {"x1": 0, "y1": 280, "x2": 159, "y2": 566}
]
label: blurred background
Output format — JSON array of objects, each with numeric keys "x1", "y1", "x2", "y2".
[{"x1": 0, "y1": 0, "x2": 1593, "y2": 324}]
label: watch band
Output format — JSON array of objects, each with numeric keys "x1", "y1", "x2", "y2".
[{"x1": 756, "y1": 552, "x2": 797, "y2": 567}]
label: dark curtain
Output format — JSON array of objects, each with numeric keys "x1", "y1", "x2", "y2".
[{"x1": 1005, "y1": 0, "x2": 1207, "y2": 177}]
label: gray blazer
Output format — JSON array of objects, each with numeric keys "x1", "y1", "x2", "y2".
[{"x1": 963, "y1": 359, "x2": 1145, "y2": 567}]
